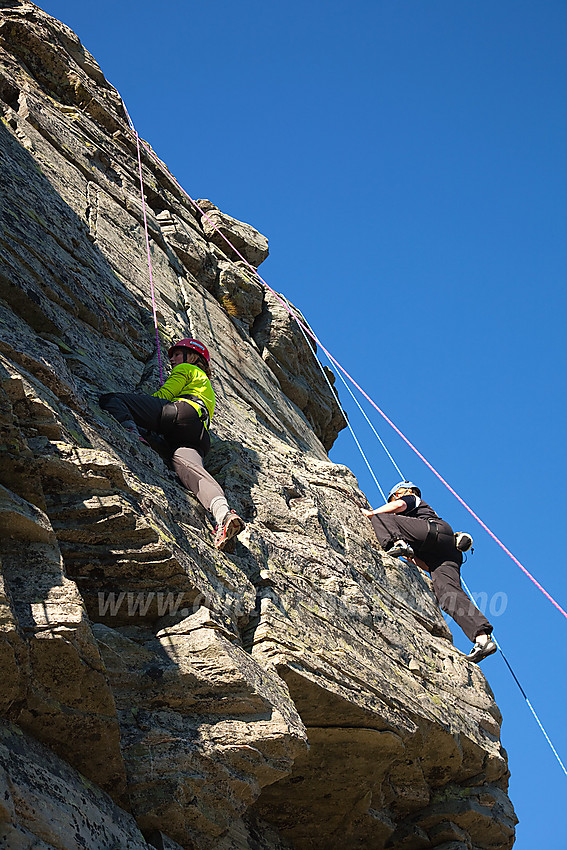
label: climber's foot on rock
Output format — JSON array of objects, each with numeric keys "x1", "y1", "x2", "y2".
[
  {"x1": 387, "y1": 539, "x2": 415, "y2": 558},
  {"x1": 467, "y1": 637, "x2": 497, "y2": 664},
  {"x1": 214, "y1": 510, "x2": 245, "y2": 551}
]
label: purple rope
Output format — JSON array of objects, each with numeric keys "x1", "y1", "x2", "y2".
[{"x1": 134, "y1": 131, "x2": 163, "y2": 384}]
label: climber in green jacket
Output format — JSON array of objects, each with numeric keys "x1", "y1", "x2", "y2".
[{"x1": 99, "y1": 338, "x2": 245, "y2": 551}]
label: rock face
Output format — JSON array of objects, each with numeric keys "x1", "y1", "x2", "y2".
[{"x1": 0, "y1": 3, "x2": 516, "y2": 849}]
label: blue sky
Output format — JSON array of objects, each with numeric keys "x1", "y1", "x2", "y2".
[{"x1": 36, "y1": 1, "x2": 567, "y2": 845}]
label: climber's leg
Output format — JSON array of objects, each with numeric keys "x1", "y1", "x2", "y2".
[
  {"x1": 99, "y1": 392, "x2": 167, "y2": 432},
  {"x1": 370, "y1": 513, "x2": 430, "y2": 552},
  {"x1": 172, "y1": 447, "x2": 227, "y2": 518},
  {"x1": 430, "y1": 561, "x2": 493, "y2": 642},
  {"x1": 172, "y1": 447, "x2": 245, "y2": 550}
]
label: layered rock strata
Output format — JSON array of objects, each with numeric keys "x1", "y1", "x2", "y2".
[{"x1": 0, "y1": 3, "x2": 516, "y2": 849}]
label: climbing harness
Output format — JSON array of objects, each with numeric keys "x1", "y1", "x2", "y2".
[
  {"x1": 158, "y1": 401, "x2": 179, "y2": 434},
  {"x1": 178, "y1": 395, "x2": 211, "y2": 429},
  {"x1": 423, "y1": 519, "x2": 440, "y2": 552}
]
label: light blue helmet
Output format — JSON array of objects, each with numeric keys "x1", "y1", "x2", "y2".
[{"x1": 388, "y1": 481, "x2": 421, "y2": 502}]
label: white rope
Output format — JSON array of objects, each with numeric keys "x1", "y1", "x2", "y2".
[
  {"x1": 327, "y1": 353, "x2": 405, "y2": 481},
  {"x1": 461, "y1": 577, "x2": 567, "y2": 778},
  {"x1": 282, "y1": 297, "x2": 387, "y2": 502}
]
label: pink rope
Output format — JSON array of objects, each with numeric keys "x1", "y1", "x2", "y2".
[
  {"x1": 130, "y1": 132, "x2": 567, "y2": 623},
  {"x1": 134, "y1": 131, "x2": 163, "y2": 383}
]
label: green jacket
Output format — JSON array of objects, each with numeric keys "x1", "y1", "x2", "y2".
[{"x1": 153, "y1": 363, "x2": 215, "y2": 422}]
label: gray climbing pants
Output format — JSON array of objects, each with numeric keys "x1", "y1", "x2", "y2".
[{"x1": 172, "y1": 447, "x2": 225, "y2": 513}]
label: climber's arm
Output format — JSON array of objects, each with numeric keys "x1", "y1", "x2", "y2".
[
  {"x1": 362, "y1": 498, "x2": 407, "y2": 517},
  {"x1": 153, "y1": 367, "x2": 187, "y2": 400}
]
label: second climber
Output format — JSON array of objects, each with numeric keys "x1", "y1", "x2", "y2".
[{"x1": 364, "y1": 481, "x2": 497, "y2": 663}]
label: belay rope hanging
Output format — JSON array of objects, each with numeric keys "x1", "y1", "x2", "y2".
[{"x1": 123, "y1": 100, "x2": 566, "y2": 776}]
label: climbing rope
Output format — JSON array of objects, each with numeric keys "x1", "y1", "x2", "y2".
[
  {"x1": 460, "y1": 578, "x2": 567, "y2": 777},
  {"x1": 281, "y1": 296, "x2": 387, "y2": 502},
  {"x1": 283, "y1": 293, "x2": 566, "y2": 778},
  {"x1": 283, "y1": 294, "x2": 406, "y2": 495},
  {"x1": 133, "y1": 130, "x2": 164, "y2": 383},
  {"x1": 322, "y1": 348, "x2": 405, "y2": 482}
]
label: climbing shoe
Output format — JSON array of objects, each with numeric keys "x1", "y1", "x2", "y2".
[
  {"x1": 467, "y1": 637, "x2": 497, "y2": 664},
  {"x1": 214, "y1": 510, "x2": 245, "y2": 551},
  {"x1": 387, "y1": 540, "x2": 415, "y2": 558},
  {"x1": 126, "y1": 428, "x2": 150, "y2": 446},
  {"x1": 123, "y1": 421, "x2": 149, "y2": 445}
]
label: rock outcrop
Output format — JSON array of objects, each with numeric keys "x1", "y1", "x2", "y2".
[{"x1": 0, "y1": 3, "x2": 516, "y2": 849}]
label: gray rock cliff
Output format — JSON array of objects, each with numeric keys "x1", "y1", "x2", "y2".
[{"x1": 0, "y1": 3, "x2": 516, "y2": 848}]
